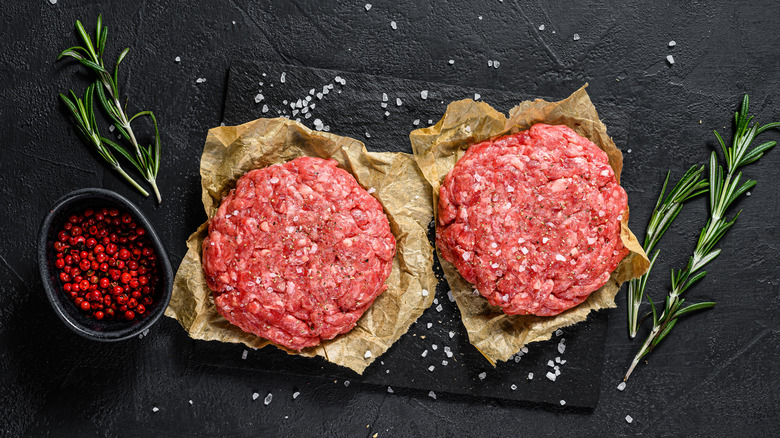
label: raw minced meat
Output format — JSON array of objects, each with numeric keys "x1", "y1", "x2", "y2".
[
  {"x1": 436, "y1": 124, "x2": 628, "y2": 316},
  {"x1": 202, "y1": 157, "x2": 395, "y2": 350}
]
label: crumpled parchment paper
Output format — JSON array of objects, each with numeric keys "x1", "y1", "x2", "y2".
[
  {"x1": 410, "y1": 86, "x2": 650, "y2": 365},
  {"x1": 166, "y1": 117, "x2": 436, "y2": 374}
]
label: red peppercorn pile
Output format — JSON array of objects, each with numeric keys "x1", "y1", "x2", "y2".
[{"x1": 52, "y1": 207, "x2": 159, "y2": 321}]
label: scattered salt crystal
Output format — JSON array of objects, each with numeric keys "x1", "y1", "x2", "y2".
[
  {"x1": 539, "y1": 24, "x2": 545, "y2": 31},
  {"x1": 428, "y1": 391, "x2": 437, "y2": 399},
  {"x1": 264, "y1": 393, "x2": 273, "y2": 405},
  {"x1": 334, "y1": 75, "x2": 342, "y2": 84},
  {"x1": 413, "y1": 119, "x2": 420, "y2": 126},
  {"x1": 367, "y1": 187, "x2": 376, "y2": 194},
  {"x1": 316, "y1": 92, "x2": 323, "y2": 99},
  {"x1": 434, "y1": 298, "x2": 438, "y2": 305},
  {"x1": 196, "y1": 78, "x2": 206, "y2": 84},
  {"x1": 387, "y1": 386, "x2": 394, "y2": 393},
  {"x1": 254, "y1": 93, "x2": 264, "y2": 103},
  {"x1": 625, "y1": 415, "x2": 633, "y2": 424},
  {"x1": 391, "y1": 21, "x2": 397, "y2": 30},
  {"x1": 382, "y1": 93, "x2": 388, "y2": 102},
  {"x1": 522, "y1": 347, "x2": 528, "y2": 353},
  {"x1": 560, "y1": 400, "x2": 566, "y2": 406},
  {"x1": 428, "y1": 119, "x2": 433, "y2": 124},
  {"x1": 478, "y1": 15, "x2": 482, "y2": 20},
  {"x1": 384, "y1": 111, "x2": 390, "y2": 117},
  {"x1": 514, "y1": 354, "x2": 521, "y2": 363},
  {"x1": 364, "y1": 3, "x2": 372, "y2": 11},
  {"x1": 364, "y1": 350, "x2": 372, "y2": 358},
  {"x1": 445, "y1": 348, "x2": 453, "y2": 357},
  {"x1": 175, "y1": 56, "x2": 181, "y2": 63},
  {"x1": 546, "y1": 372, "x2": 557, "y2": 381},
  {"x1": 365, "y1": 132, "x2": 371, "y2": 138},
  {"x1": 188, "y1": 400, "x2": 193, "y2": 405},
  {"x1": 558, "y1": 340, "x2": 566, "y2": 354},
  {"x1": 555, "y1": 368, "x2": 561, "y2": 376},
  {"x1": 344, "y1": 380, "x2": 350, "y2": 387},
  {"x1": 280, "y1": 72, "x2": 286, "y2": 83},
  {"x1": 420, "y1": 90, "x2": 428, "y2": 99},
  {"x1": 617, "y1": 382, "x2": 626, "y2": 391},
  {"x1": 242, "y1": 350, "x2": 248, "y2": 359},
  {"x1": 627, "y1": 148, "x2": 632, "y2": 153},
  {"x1": 448, "y1": 331, "x2": 455, "y2": 339},
  {"x1": 573, "y1": 33, "x2": 580, "y2": 41},
  {"x1": 432, "y1": 344, "x2": 438, "y2": 350},
  {"x1": 442, "y1": 360, "x2": 448, "y2": 366},
  {"x1": 447, "y1": 291, "x2": 455, "y2": 302},
  {"x1": 555, "y1": 254, "x2": 566, "y2": 262},
  {"x1": 49, "y1": 0, "x2": 57, "y2": 4},
  {"x1": 448, "y1": 59, "x2": 455, "y2": 65},
  {"x1": 252, "y1": 392, "x2": 259, "y2": 400},
  {"x1": 422, "y1": 289, "x2": 429, "y2": 297},
  {"x1": 542, "y1": 237, "x2": 548, "y2": 244},
  {"x1": 428, "y1": 365, "x2": 435, "y2": 372},
  {"x1": 292, "y1": 391, "x2": 300, "y2": 399},
  {"x1": 262, "y1": 104, "x2": 269, "y2": 113},
  {"x1": 667, "y1": 55, "x2": 675, "y2": 65},
  {"x1": 422, "y1": 349, "x2": 428, "y2": 357},
  {"x1": 528, "y1": 372, "x2": 534, "y2": 380},
  {"x1": 746, "y1": 191, "x2": 751, "y2": 196},
  {"x1": 436, "y1": 304, "x2": 443, "y2": 312},
  {"x1": 668, "y1": 40, "x2": 676, "y2": 47},
  {"x1": 510, "y1": 384, "x2": 517, "y2": 390},
  {"x1": 493, "y1": 61, "x2": 500, "y2": 68},
  {"x1": 478, "y1": 372, "x2": 487, "y2": 380},
  {"x1": 547, "y1": 360, "x2": 555, "y2": 367},
  {"x1": 152, "y1": 407, "x2": 159, "y2": 412},
  {"x1": 462, "y1": 252, "x2": 472, "y2": 261},
  {"x1": 396, "y1": 98, "x2": 402, "y2": 106},
  {"x1": 426, "y1": 323, "x2": 432, "y2": 329},
  {"x1": 555, "y1": 357, "x2": 561, "y2": 364},
  {"x1": 381, "y1": 102, "x2": 388, "y2": 108},
  {"x1": 521, "y1": 247, "x2": 529, "y2": 255},
  {"x1": 474, "y1": 93, "x2": 481, "y2": 100}
]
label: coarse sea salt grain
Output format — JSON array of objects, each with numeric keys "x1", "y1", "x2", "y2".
[
  {"x1": 413, "y1": 119, "x2": 420, "y2": 126},
  {"x1": 493, "y1": 60, "x2": 500, "y2": 68},
  {"x1": 242, "y1": 350, "x2": 248, "y2": 359},
  {"x1": 49, "y1": 0, "x2": 57, "y2": 4},
  {"x1": 384, "y1": 111, "x2": 390, "y2": 117},
  {"x1": 625, "y1": 415, "x2": 633, "y2": 424},
  {"x1": 280, "y1": 72, "x2": 286, "y2": 83},
  {"x1": 528, "y1": 372, "x2": 534, "y2": 380},
  {"x1": 667, "y1": 55, "x2": 675, "y2": 65},
  {"x1": 442, "y1": 360, "x2": 448, "y2": 366},
  {"x1": 152, "y1": 407, "x2": 159, "y2": 412},
  {"x1": 546, "y1": 372, "x2": 557, "y2": 381},
  {"x1": 539, "y1": 24, "x2": 545, "y2": 31},
  {"x1": 365, "y1": 131, "x2": 371, "y2": 138},
  {"x1": 175, "y1": 56, "x2": 181, "y2": 63},
  {"x1": 432, "y1": 344, "x2": 438, "y2": 351},
  {"x1": 573, "y1": 33, "x2": 580, "y2": 41},
  {"x1": 196, "y1": 78, "x2": 206, "y2": 84},
  {"x1": 387, "y1": 386, "x2": 394, "y2": 393},
  {"x1": 262, "y1": 104, "x2": 269, "y2": 113},
  {"x1": 449, "y1": 331, "x2": 455, "y2": 339},
  {"x1": 487, "y1": 60, "x2": 493, "y2": 67},
  {"x1": 421, "y1": 289, "x2": 429, "y2": 297},
  {"x1": 511, "y1": 384, "x2": 517, "y2": 390},
  {"x1": 292, "y1": 391, "x2": 300, "y2": 399},
  {"x1": 474, "y1": 93, "x2": 481, "y2": 100},
  {"x1": 420, "y1": 90, "x2": 428, "y2": 99},
  {"x1": 344, "y1": 380, "x2": 350, "y2": 387},
  {"x1": 264, "y1": 393, "x2": 273, "y2": 405},
  {"x1": 668, "y1": 40, "x2": 676, "y2": 47},
  {"x1": 426, "y1": 323, "x2": 432, "y2": 329},
  {"x1": 447, "y1": 291, "x2": 455, "y2": 302},
  {"x1": 560, "y1": 400, "x2": 566, "y2": 406},
  {"x1": 188, "y1": 400, "x2": 193, "y2": 405},
  {"x1": 478, "y1": 372, "x2": 487, "y2": 380},
  {"x1": 364, "y1": 350, "x2": 372, "y2": 358},
  {"x1": 547, "y1": 360, "x2": 555, "y2": 367},
  {"x1": 254, "y1": 93, "x2": 264, "y2": 104},
  {"x1": 364, "y1": 3, "x2": 372, "y2": 11},
  {"x1": 396, "y1": 98, "x2": 403, "y2": 106},
  {"x1": 428, "y1": 365, "x2": 435, "y2": 372},
  {"x1": 436, "y1": 304, "x2": 443, "y2": 312},
  {"x1": 422, "y1": 349, "x2": 428, "y2": 357},
  {"x1": 252, "y1": 392, "x2": 259, "y2": 400},
  {"x1": 429, "y1": 391, "x2": 437, "y2": 399},
  {"x1": 617, "y1": 382, "x2": 627, "y2": 391},
  {"x1": 391, "y1": 21, "x2": 397, "y2": 30},
  {"x1": 367, "y1": 187, "x2": 376, "y2": 194}
]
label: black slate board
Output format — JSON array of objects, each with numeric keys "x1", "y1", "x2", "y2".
[{"x1": 183, "y1": 60, "x2": 616, "y2": 409}]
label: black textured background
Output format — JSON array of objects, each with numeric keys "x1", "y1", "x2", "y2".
[{"x1": 2, "y1": 1, "x2": 779, "y2": 437}]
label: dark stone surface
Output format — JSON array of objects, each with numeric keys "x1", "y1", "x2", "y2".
[{"x1": 1, "y1": 0, "x2": 779, "y2": 436}]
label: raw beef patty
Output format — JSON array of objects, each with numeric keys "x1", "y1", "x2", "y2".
[
  {"x1": 203, "y1": 157, "x2": 396, "y2": 349},
  {"x1": 436, "y1": 124, "x2": 628, "y2": 316}
]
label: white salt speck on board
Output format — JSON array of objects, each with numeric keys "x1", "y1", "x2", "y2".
[
  {"x1": 668, "y1": 40, "x2": 676, "y2": 47},
  {"x1": 478, "y1": 372, "x2": 487, "y2": 380},
  {"x1": 421, "y1": 289, "x2": 429, "y2": 297},
  {"x1": 152, "y1": 407, "x2": 159, "y2": 412},
  {"x1": 280, "y1": 72, "x2": 286, "y2": 83},
  {"x1": 188, "y1": 400, "x2": 193, "y2": 405},
  {"x1": 292, "y1": 391, "x2": 300, "y2": 399},
  {"x1": 365, "y1": 131, "x2": 371, "y2": 138},
  {"x1": 539, "y1": 24, "x2": 545, "y2": 31},
  {"x1": 625, "y1": 415, "x2": 634, "y2": 424},
  {"x1": 262, "y1": 104, "x2": 269, "y2": 113},
  {"x1": 528, "y1": 372, "x2": 534, "y2": 380},
  {"x1": 413, "y1": 119, "x2": 420, "y2": 126},
  {"x1": 364, "y1": 350, "x2": 372, "y2": 358},
  {"x1": 344, "y1": 380, "x2": 350, "y2": 387},
  {"x1": 448, "y1": 59, "x2": 455, "y2": 65},
  {"x1": 617, "y1": 382, "x2": 627, "y2": 391},
  {"x1": 391, "y1": 21, "x2": 397, "y2": 30},
  {"x1": 426, "y1": 323, "x2": 432, "y2": 329},
  {"x1": 421, "y1": 349, "x2": 428, "y2": 357},
  {"x1": 556, "y1": 329, "x2": 563, "y2": 337},
  {"x1": 364, "y1": 3, "x2": 372, "y2": 11},
  {"x1": 448, "y1": 331, "x2": 455, "y2": 339},
  {"x1": 384, "y1": 111, "x2": 390, "y2": 117},
  {"x1": 573, "y1": 33, "x2": 580, "y2": 41},
  {"x1": 432, "y1": 344, "x2": 438, "y2": 351},
  {"x1": 196, "y1": 78, "x2": 206, "y2": 84},
  {"x1": 436, "y1": 304, "x2": 443, "y2": 312},
  {"x1": 396, "y1": 98, "x2": 403, "y2": 106},
  {"x1": 547, "y1": 360, "x2": 555, "y2": 367},
  {"x1": 510, "y1": 384, "x2": 517, "y2": 390},
  {"x1": 546, "y1": 372, "x2": 557, "y2": 382},
  {"x1": 560, "y1": 400, "x2": 566, "y2": 406},
  {"x1": 474, "y1": 93, "x2": 481, "y2": 100},
  {"x1": 175, "y1": 56, "x2": 181, "y2": 63},
  {"x1": 428, "y1": 365, "x2": 435, "y2": 372},
  {"x1": 254, "y1": 94, "x2": 264, "y2": 104},
  {"x1": 428, "y1": 391, "x2": 437, "y2": 399},
  {"x1": 447, "y1": 290, "x2": 455, "y2": 302},
  {"x1": 49, "y1": 0, "x2": 57, "y2": 4},
  {"x1": 109, "y1": 125, "x2": 115, "y2": 133},
  {"x1": 387, "y1": 386, "x2": 394, "y2": 393},
  {"x1": 242, "y1": 350, "x2": 248, "y2": 359},
  {"x1": 493, "y1": 60, "x2": 500, "y2": 68},
  {"x1": 667, "y1": 55, "x2": 675, "y2": 65},
  {"x1": 487, "y1": 60, "x2": 493, "y2": 67},
  {"x1": 746, "y1": 191, "x2": 751, "y2": 196},
  {"x1": 420, "y1": 90, "x2": 429, "y2": 99},
  {"x1": 428, "y1": 119, "x2": 433, "y2": 124},
  {"x1": 478, "y1": 15, "x2": 483, "y2": 20},
  {"x1": 252, "y1": 392, "x2": 259, "y2": 400}
]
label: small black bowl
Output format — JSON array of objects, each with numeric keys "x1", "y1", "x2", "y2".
[{"x1": 38, "y1": 188, "x2": 173, "y2": 341}]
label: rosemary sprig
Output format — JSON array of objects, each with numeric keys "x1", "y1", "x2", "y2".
[
  {"x1": 626, "y1": 166, "x2": 708, "y2": 338},
  {"x1": 624, "y1": 95, "x2": 778, "y2": 381},
  {"x1": 57, "y1": 15, "x2": 163, "y2": 203},
  {"x1": 59, "y1": 84, "x2": 150, "y2": 197}
]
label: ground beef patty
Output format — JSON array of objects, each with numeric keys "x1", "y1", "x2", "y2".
[
  {"x1": 437, "y1": 124, "x2": 628, "y2": 316},
  {"x1": 202, "y1": 157, "x2": 396, "y2": 350}
]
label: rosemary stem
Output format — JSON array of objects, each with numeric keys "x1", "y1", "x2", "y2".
[
  {"x1": 114, "y1": 165, "x2": 150, "y2": 197},
  {"x1": 148, "y1": 179, "x2": 162, "y2": 204}
]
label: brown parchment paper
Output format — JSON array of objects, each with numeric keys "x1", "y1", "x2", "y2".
[
  {"x1": 166, "y1": 117, "x2": 436, "y2": 375},
  {"x1": 410, "y1": 86, "x2": 650, "y2": 365}
]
